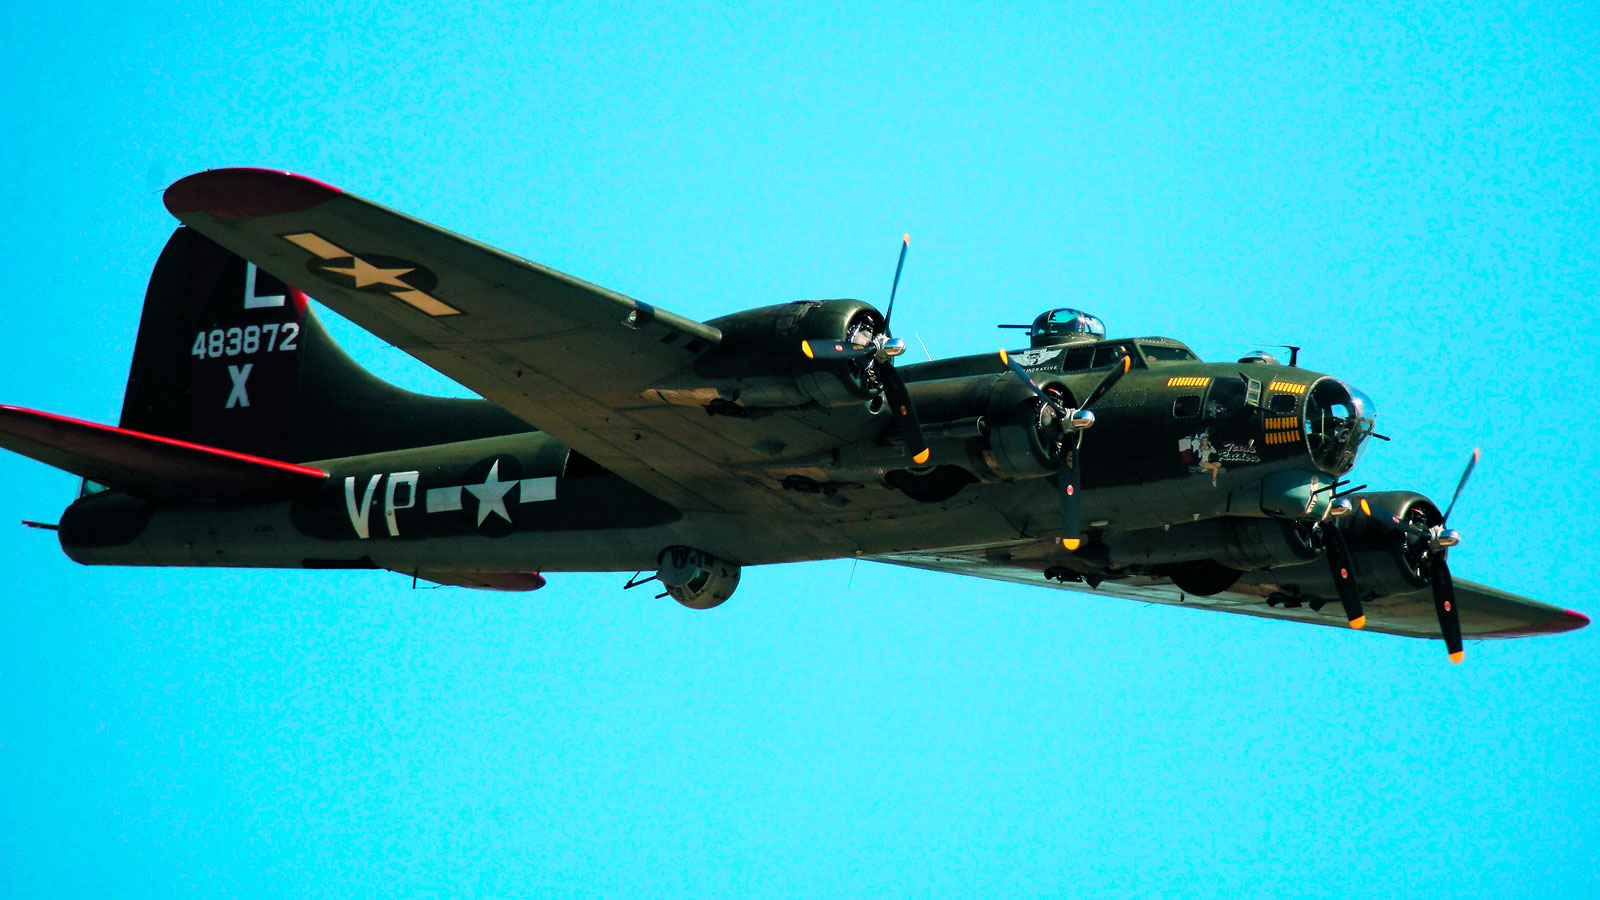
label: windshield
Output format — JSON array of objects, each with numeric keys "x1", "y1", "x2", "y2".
[{"x1": 1304, "y1": 378, "x2": 1376, "y2": 475}]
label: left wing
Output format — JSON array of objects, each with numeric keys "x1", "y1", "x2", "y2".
[
  {"x1": 873, "y1": 548, "x2": 1587, "y2": 642},
  {"x1": 163, "y1": 169, "x2": 873, "y2": 524}
]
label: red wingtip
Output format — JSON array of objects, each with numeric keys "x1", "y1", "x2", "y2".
[
  {"x1": 1475, "y1": 608, "x2": 1590, "y2": 638},
  {"x1": 164, "y1": 168, "x2": 342, "y2": 221}
]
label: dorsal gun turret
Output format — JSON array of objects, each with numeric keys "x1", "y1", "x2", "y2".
[{"x1": 999, "y1": 308, "x2": 1107, "y2": 348}]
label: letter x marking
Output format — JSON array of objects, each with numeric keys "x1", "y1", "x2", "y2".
[{"x1": 226, "y1": 363, "x2": 253, "y2": 408}]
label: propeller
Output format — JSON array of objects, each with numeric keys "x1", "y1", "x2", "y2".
[
  {"x1": 1320, "y1": 521, "x2": 1367, "y2": 630},
  {"x1": 998, "y1": 348, "x2": 1132, "y2": 550},
  {"x1": 1429, "y1": 448, "x2": 1477, "y2": 663},
  {"x1": 1340, "y1": 448, "x2": 1479, "y2": 661},
  {"x1": 801, "y1": 235, "x2": 929, "y2": 465}
]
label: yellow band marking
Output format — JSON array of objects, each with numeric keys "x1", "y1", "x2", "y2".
[
  {"x1": 392, "y1": 290, "x2": 461, "y2": 317},
  {"x1": 284, "y1": 232, "x2": 349, "y2": 259}
]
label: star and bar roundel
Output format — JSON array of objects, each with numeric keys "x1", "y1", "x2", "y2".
[
  {"x1": 426, "y1": 455, "x2": 555, "y2": 538},
  {"x1": 283, "y1": 231, "x2": 461, "y2": 317}
]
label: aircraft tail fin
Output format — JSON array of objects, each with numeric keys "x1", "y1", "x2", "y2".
[{"x1": 119, "y1": 228, "x2": 529, "y2": 463}]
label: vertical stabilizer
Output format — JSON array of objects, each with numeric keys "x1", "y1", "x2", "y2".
[{"x1": 119, "y1": 228, "x2": 530, "y2": 462}]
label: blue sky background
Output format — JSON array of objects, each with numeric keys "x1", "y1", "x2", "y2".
[{"x1": 2, "y1": 1, "x2": 1597, "y2": 896}]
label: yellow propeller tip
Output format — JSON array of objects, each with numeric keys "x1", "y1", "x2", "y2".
[
  {"x1": 1061, "y1": 538, "x2": 1081, "y2": 551},
  {"x1": 911, "y1": 449, "x2": 931, "y2": 465},
  {"x1": 1449, "y1": 651, "x2": 1465, "y2": 664},
  {"x1": 998, "y1": 349, "x2": 1009, "y2": 364},
  {"x1": 801, "y1": 340, "x2": 814, "y2": 359},
  {"x1": 1359, "y1": 498, "x2": 1371, "y2": 517},
  {"x1": 903, "y1": 233, "x2": 910, "y2": 244},
  {"x1": 1349, "y1": 615, "x2": 1367, "y2": 630}
]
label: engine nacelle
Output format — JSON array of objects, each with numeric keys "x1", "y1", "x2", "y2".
[
  {"x1": 979, "y1": 373, "x2": 1075, "y2": 481},
  {"x1": 648, "y1": 300, "x2": 884, "y2": 410},
  {"x1": 657, "y1": 547, "x2": 742, "y2": 610},
  {"x1": 1339, "y1": 490, "x2": 1442, "y2": 596}
]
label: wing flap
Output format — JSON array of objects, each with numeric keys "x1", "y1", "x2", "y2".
[{"x1": 0, "y1": 405, "x2": 328, "y2": 501}]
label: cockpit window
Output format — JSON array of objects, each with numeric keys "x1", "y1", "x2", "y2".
[
  {"x1": 1058, "y1": 343, "x2": 1143, "y2": 372},
  {"x1": 1139, "y1": 343, "x2": 1198, "y2": 363},
  {"x1": 1092, "y1": 343, "x2": 1135, "y2": 368}
]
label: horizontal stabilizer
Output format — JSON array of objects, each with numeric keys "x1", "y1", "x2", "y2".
[{"x1": 0, "y1": 405, "x2": 327, "y2": 501}]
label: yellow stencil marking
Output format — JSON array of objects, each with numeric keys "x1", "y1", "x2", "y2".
[
  {"x1": 284, "y1": 232, "x2": 349, "y2": 259},
  {"x1": 1269, "y1": 381, "x2": 1307, "y2": 394},
  {"x1": 392, "y1": 290, "x2": 461, "y2": 317},
  {"x1": 1166, "y1": 376, "x2": 1212, "y2": 388}
]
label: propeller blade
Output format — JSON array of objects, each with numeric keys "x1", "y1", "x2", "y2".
[
  {"x1": 1322, "y1": 524, "x2": 1366, "y2": 629},
  {"x1": 883, "y1": 234, "x2": 910, "y2": 334},
  {"x1": 1078, "y1": 352, "x2": 1133, "y2": 412},
  {"x1": 998, "y1": 350, "x2": 1072, "y2": 416},
  {"x1": 1059, "y1": 445, "x2": 1081, "y2": 550},
  {"x1": 878, "y1": 362, "x2": 930, "y2": 466},
  {"x1": 1441, "y1": 447, "x2": 1480, "y2": 525},
  {"x1": 801, "y1": 339, "x2": 875, "y2": 361},
  {"x1": 1431, "y1": 555, "x2": 1465, "y2": 663}
]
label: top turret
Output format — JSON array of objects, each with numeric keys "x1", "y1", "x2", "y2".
[{"x1": 1023, "y1": 308, "x2": 1105, "y2": 348}]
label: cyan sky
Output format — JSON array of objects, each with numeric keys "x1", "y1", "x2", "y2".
[{"x1": 2, "y1": 2, "x2": 1596, "y2": 897}]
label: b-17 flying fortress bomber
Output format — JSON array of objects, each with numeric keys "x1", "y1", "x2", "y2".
[{"x1": 2, "y1": 169, "x2": 1586, "y2": 662}]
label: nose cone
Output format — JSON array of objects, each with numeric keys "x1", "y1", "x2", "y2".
[{"x1": 1306, "y1": 378, "x2": 1378, "y2": 475}]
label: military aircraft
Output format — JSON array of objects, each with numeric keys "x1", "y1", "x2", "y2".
[{"x1": 2, "y1": 168, "x2": 1585, "y2": 663}]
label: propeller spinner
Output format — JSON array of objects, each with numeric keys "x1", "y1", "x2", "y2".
[{"x1": 801, "y1": 235, "x2": 930, "y2": 465}]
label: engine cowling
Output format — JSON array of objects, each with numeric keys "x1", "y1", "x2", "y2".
[
  {"x1": 1338, "y1": 490, "x2": 1442, "y2": 596},
  {"x1": 657, "y1": 547, "x2": 742, "y2": 609},
  {"x1": 980, "y1": 374, "x2": 1074, "y2": 480},
  {"x1": 648, "y1": 300, "x2": 884, "y2": 410}
]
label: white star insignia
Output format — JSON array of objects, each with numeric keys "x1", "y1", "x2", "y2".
[{"x1": 465, "y1": 460, "x2": 516, "y2": 526}]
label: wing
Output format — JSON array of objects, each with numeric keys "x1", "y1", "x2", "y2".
[
  {"x1": 872, "y1": 548, "x2": 1587, "y2": 641},
  {"x1": 162, "y1": 169, "x2": 871, "y2": 519}
]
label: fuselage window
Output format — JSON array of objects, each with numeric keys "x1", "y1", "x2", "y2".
[
  {"x1": 1173, "y1": 395, "x2": 1202, "y2": 417},
  {"x1": 1269, "y1": 393, "x2": 1298, "y2": 413},
  {"x1": 1205, "y1": 377, "x2": 1249, "y2": 419}
]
